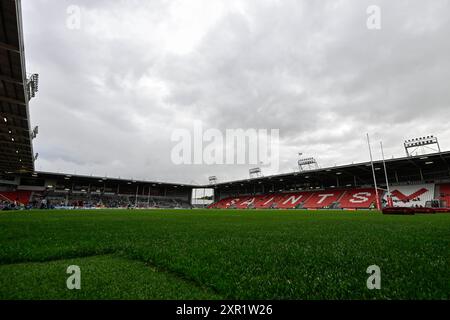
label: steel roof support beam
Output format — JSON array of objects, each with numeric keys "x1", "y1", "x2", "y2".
[
  {"x1": 0, "y1": 74, "x2": 23, "y2": 85},
  {"x1": 0, "y1": 41, "x2": 20, "y2": 54},
  {"x1": 0, "y1": 95, "x2": 26, "y2": 105}
]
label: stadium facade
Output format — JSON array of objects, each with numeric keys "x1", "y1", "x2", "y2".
[
  {"x1": 2, "y1": 150, "x2": 450, "y2": 210},
  {"x1": 208, "y1": 152, "x2": 450, "y2": 210},
  {"x1": 1, "y1": 0, "x2": 450, "y2": 211}
]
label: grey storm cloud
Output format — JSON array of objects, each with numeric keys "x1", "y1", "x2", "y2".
[{"x1": 22, "y1": 0, "x2": 450, "y2": 184}]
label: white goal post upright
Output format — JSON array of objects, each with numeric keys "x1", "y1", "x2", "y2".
[
  {"x1": 380, "y1": 141, "x2": 391, "y2": 197},
  {"x1": 367, "y1": 133, "x2": 381, "y2": 210}
]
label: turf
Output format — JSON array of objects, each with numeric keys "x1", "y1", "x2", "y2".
[
  {"x1": 0, "y1": 255, "x2": 219, "y2": 299},
  {"x1": 0, "y1": 209, "x2": 449, "y2": 300}
]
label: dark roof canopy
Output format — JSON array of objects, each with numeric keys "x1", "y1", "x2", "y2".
[
  {"x1": 29, "y1": 171, "x2": 198, "y2": 190},
  {"x1": 0, "y1": 0, "x2": 34, "y2": 174},
  {"x1": 211, "y1": 151, "x2": 450, "y2": 193}
]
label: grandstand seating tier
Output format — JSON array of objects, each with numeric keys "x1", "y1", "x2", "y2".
[
  {"x1": 383, "y1": 184, "x2": 435, "y2": 208},
  {"x1": 0, "y1": 191, "x2": 32, "y2": 205},
  {"x1": 438, "y1": 184, "x2": 450, "y2": 208},
  {"x1": 338, "y1": 188, "x2": 380, "y2": 209},
  {"x1": 210, "y1": 188, "x2": 385, "y2": 210},
  {"x1": 302, "y1": 190, "x2": 344, "y2": 209}
]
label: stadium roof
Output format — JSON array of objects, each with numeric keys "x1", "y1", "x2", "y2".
[
  {"x1": 5, "y1": 151, "x2": 447, "y2": 192},
  {"x1": 29, "y1": 171, "x2": 199, "y2": 189},
  {"x1": 0, "y1": 0, "x2": 34, "y2": 174},
  {"x1": 210, "y1": 151, "x2": 450, "y2": 191}
]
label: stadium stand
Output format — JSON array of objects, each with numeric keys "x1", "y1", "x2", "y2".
[
  {"x1": 210, "y1": 188, "x2": 381, "y2": 210},
  {"x1": 275, "y1": 192, "x2": 312, "y2": 209},
  {"x1": 207, "y1": 197, "x2": 228, "y2": 209},
  {"x1": 209, "y1": 184, "x2": 446, "y2": 211},
  {"x1": 207, "y1": 151, "x2": 450, "y2": 212},
  {"x1": 338, "y1": 188, "x2": 381, "y2": 209},
  {"x1": 252, "y1": 194, "x2": 277, "y2": 209},
  {"x1": 242, "y1": 193, "x2": 312, "y2": 209},
  {"x1": 384, "y1": 183, "x2": 435, "y2": 208},
  {"x1": 438, "y1": 184, "x2": 450, "y2": 208},
  {"x1": 0, "y1": 170, "x2": 195, "y2": 210},
  {"x1": 0, "y1": 191, "x2": 31, "y2": 205},
  {"x1": 234, "y1": 196, "x2": 255, "y2": 209},
  {"x1": 302, "y1": 190, "x2": 345, "y2": 209},
  {"x1": 25, "y1": 191, "x2": 193, "y2": 209}
]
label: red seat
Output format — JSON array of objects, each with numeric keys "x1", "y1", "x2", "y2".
[
  {"x1": 0, "y1": 191, "x2": 32, "y2": 205},
  {"x1": 439, "y1": 184, "x2": 450, "y2": 208},
  {"x1": 253, "y1": 194, "x2": 277, "y2": 208},
  {"x1": 234, "y1": 196, "x2": 255, "y2": 209},
  {"x1": 208, "y1": 196, "x2": 232, "y2": 208},
  {"x1": 338, "y1": 188, "x2": 381, "y2": 209},
  {"x1": 275, "y1": 192, "x2": 312, "y2": 209},
  {"x1": 255, "y1": 193, "x2": 288, "y2": 209},
  {"x1": 303, "y1": 190, "x2": 344, "y2": 209},
  {"x1": 208, "y1": 188, "x2": 383, "y2": 210},
  {"x1": 208, "y1": 196, "x2": 240, "y2": 209}
]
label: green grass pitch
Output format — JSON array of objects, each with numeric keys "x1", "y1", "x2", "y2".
[{"x1": 0, "y1": 209, "x2": 449, "y2": 300}]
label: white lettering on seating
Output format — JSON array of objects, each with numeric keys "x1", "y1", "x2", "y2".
[
  {"x1": 241, "y1": 198, "x2": 255, "y2": 206},
  {"x1": 282, "y1": 195, "x2": 303, "y2": 205},
  {"x1": 227, "y1": 199, "x2": 240, "y2": 206},
  {"x1": 263, "y1": 197, "x2": 274, "y2": 205},
  {"x1": 317, "y1": 194, "x2": 334, "y2": 204},
  {"x1": 350, "y1": 192, "x2": 371, "y2": 203}
]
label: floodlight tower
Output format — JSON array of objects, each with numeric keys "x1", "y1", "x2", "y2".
[
  {"x1": 297, "y1": 153, "x2": 319, "y2": 172},
  {"x1": 208, "y1": 176, "x2": 218, "y2": 204},
  {"x1": 31, "y1": 126, "x2": 38, "y2": 139},
  {"x1": 404, "y1": 136, "x2": 441, "y2": 157},
  {"x1": 27, "y1": 73, "x2": 39, "y2": 101}
]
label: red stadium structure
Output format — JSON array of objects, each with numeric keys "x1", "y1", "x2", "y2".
[
  {"x1": 209, "y1": 188, "x2": 381, "y2": 210},
  {"x1": 207, "y1": 153, "x2": 450, "y2": 213},
  {"x1": 438, "y1": 184, "x2": 450, "y2": 208}
]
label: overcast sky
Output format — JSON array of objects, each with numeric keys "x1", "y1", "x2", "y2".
[{"x1": 22, "y1": 0, "x2": 450, "y2": 184}]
